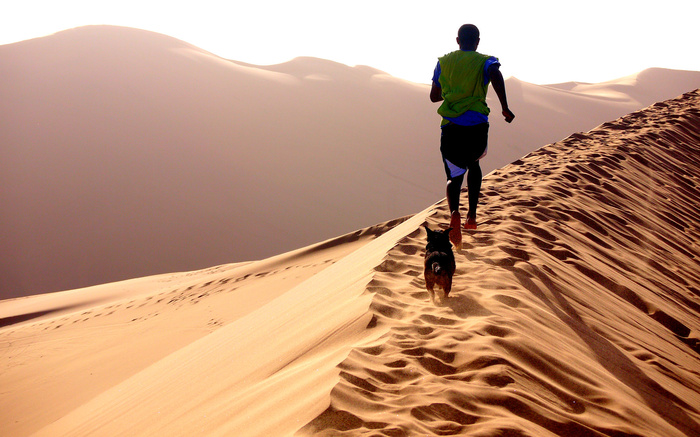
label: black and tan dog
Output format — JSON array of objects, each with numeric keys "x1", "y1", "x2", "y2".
[{"x1": 423, "y1": 225, "x2": 456, "y2": 305}]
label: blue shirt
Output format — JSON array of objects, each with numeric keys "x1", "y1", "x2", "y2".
[{"x1": 432, "y1": 51, "x2": 500, "y2": 126}]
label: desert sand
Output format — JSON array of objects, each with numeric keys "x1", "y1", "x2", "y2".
[
  {"x1": 1, "y1": 86, "x2": 699, "y2": 435},
  {"x1": 2, "y1": 25, "x2": 700, "y2": 298}
]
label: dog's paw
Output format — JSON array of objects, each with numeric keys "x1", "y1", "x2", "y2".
[{"x1": 430, "y1": 290, "x2": 448, "y2": 306}]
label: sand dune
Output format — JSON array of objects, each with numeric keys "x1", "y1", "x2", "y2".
[
  {"x1": 298, "y1": 91, "x2": 700, "y2": 437},
  {"x1": 1, "y1": 89, "x2": 699, "y2": 435},
  {"x1": 2, "y1": 25, "x2": 700, "y2": 298},
  {"x1": 0, "y1": 217, "x2": 410, "y2": 436}
]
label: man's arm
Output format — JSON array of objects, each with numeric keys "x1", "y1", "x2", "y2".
[
  {"x1": 430, "y1": 81, "x2": 443, "y2": 102},
  {"x1": 488, "y1": 63, "x2": 515, "y2": 123}
]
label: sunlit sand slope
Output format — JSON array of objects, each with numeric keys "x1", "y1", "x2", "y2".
[{"x1": 300, "y1": 90, "x2": 700, "y2": 436}]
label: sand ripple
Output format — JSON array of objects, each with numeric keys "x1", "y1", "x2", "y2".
[{"x1": 299, "y1": 91, "x2": 700, "y2": 436}]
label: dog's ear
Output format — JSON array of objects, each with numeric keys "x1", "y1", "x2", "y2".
[{"x1": 424, "y1": 225, "x2": 438, "y2": 242}]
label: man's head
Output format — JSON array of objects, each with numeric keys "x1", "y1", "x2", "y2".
[{"x1": 457, "y1": 24, "x2": 480, "y2": 50}]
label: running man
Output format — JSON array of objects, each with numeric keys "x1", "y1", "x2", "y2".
[{"x1": 431, "y1": 24, "x2": 515, "y2": 248}]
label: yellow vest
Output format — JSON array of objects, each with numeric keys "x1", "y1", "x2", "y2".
[{"x1": 437, "y1": 51, "x2": 493, "y2": 124}]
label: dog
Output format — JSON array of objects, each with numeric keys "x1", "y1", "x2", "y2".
[{"x1": 423, "y1": 225, "x2": 456, "y2": 305}]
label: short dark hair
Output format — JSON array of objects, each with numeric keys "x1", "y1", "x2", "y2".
[{"x1": 458, "y1": 24, "x2": 480, "y2": 47}]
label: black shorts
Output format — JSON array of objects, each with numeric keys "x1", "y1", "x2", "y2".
[{"x1": 440, "y1": 122, "x2": 489, "y2": 179}]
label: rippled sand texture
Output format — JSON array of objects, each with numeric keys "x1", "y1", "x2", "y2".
[
  {"x1": 1, "y1": 91, "x2": 698, "y2": 437},
  {"x1": 299, "y1": 90, "x2": 700, "y2": 436}
]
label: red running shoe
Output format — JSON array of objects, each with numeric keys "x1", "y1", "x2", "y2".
[{"x1": 464, "y1": 215, "x2": 477, "y2": 230}]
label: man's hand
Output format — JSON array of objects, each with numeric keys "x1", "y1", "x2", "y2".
[
  {"x1": 489, "y1": 65, "x2": 514, "y2": 123},
  {"x1": 502, "y1": 108, "x2": 515, "y2": 123}
]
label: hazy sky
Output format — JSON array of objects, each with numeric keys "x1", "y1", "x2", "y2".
[{"x1": 2, "y1": 0, "x2": 698, "y2": 85}]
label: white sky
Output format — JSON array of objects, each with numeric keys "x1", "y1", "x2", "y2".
[{"x1": 2, "y1": 0, "x2": 699, "y2": 85}]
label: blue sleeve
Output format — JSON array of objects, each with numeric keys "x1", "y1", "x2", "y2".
[
  {"x1": 432, "y1": 61, "x2": 441, "y2": 86},
  {"x1": 483, "y1": 56, "x2": 500, "y2": 85}
]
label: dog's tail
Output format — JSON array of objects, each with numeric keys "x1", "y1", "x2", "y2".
[{"x1": 431, "y1": 262, "x2": 442, "y2": 274}]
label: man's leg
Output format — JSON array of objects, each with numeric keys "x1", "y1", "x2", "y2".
[
  {"x1": 446, "y1": 174, "x2": 464, "y2": 215},
  {"x1": 465, "y1": 161, "x2": 482, "y2": 229},
  {"x1": 446, "y1": 174, "x2": 464, "y2": 249}
]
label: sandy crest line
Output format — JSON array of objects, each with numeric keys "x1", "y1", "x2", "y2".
[
  {"x1": 31, "y1": 207, "x2": 436, "y2": 437},
  {"x1": 0, "y1": 216, "x2": 407, "y2": 331},
  {"x1": 298, "y1": 90, "x2": 700, "y2": 436}
]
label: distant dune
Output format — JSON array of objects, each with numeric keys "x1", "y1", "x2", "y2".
[
  {"x1": 1, "y1": 89, "x2": 698, "y2": 437},
  {"x1": 2, "y1": 25, "x2": 699, "y2": 298}
]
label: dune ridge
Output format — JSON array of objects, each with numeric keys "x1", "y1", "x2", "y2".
[
  {"x1": 298, "y1": 90, "x2": 700, "y2": 436},
  {"x1": 3, "y1": 212, "x2": 436, "y2": 437},
  {"x1": 3, "y1": 25, "x2": 700, "y2": 298},
  {"x1": 0, "y1": 216, "x2": 410, "y2": 436}
]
